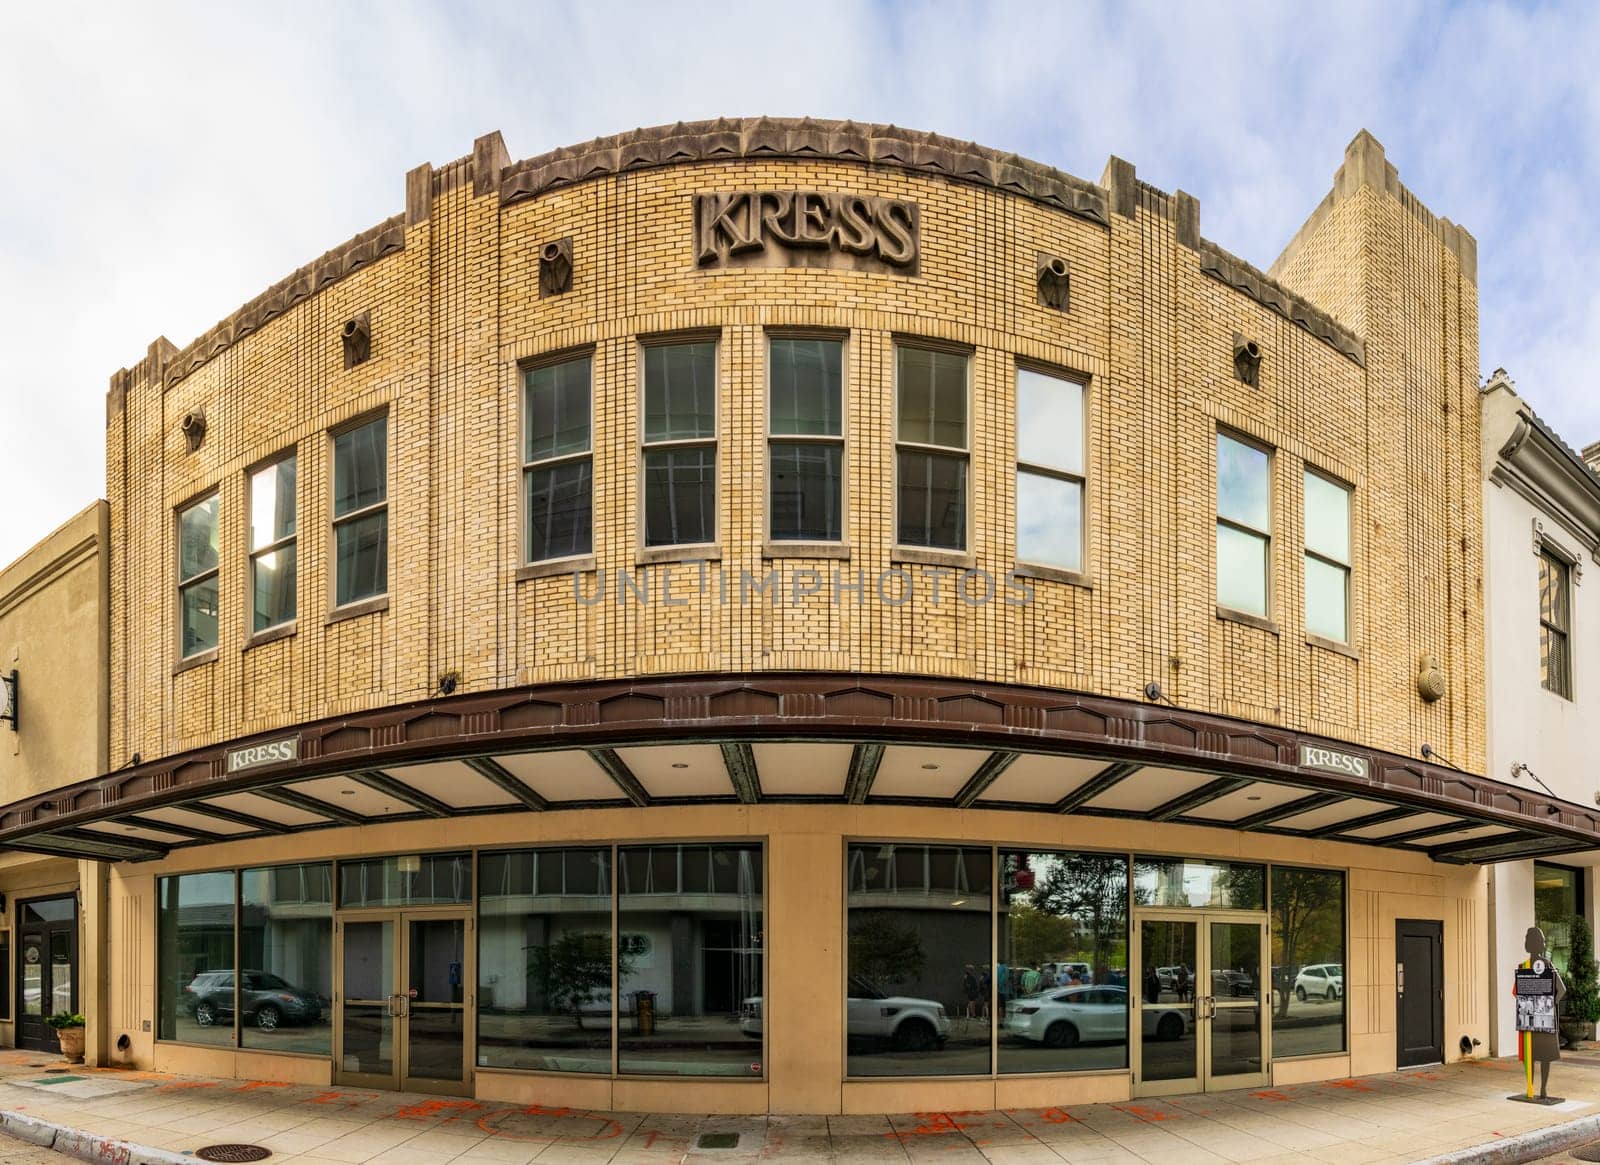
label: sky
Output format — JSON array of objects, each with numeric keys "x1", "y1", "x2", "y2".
[{"x1": 2, "y1": 0, "x2": 1596, "y2": 567}]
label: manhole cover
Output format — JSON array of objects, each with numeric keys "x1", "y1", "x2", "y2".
[
  {"x1": 696, "y1": 1133, "x2": 742, "y2": 1150},
  {"x1": 196, "y1": 1147, "x2": 272, "y2": 1163}
]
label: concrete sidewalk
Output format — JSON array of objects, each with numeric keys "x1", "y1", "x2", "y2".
[{"x1": 0, "y1": 1051, "x2": 1598, "y2": 1163}]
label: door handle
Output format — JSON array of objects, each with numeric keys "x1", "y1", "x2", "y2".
[{"x1": 1396, "y1": 964, "x2": 1405, "y2": 998}]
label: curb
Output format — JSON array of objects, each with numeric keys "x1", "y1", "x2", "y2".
[
  {"x1": 0, "y1": 1108, "x2": 192, "y2": 1165},
  {"x1": 1415, "y1": 1112, "x2": 1600, "y2": 1164}
]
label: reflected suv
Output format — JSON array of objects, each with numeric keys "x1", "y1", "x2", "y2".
[
  {"x1": 1293, "y1": 963, "x2": 1343, "y2": 1002},
  {"x1": 742, "y1": 975, "x2": 950, "y2": 1052},
  {"x1": 181, "y1": 970, "x2": 323, "y2": 1030}
]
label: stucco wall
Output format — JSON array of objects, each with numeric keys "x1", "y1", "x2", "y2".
[{"x1": 0, "y1": 502, "x2": 108, "y2": 799}]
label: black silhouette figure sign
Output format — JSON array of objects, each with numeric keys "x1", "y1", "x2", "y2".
[{"x1": 1511, "y1": 926, "x2": 1566, "y2": 1104}]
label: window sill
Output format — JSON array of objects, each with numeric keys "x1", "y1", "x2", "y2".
[
  {"x1": 891, "y1": 545, "x2": 974, "y2": 569},
  {"x1": 518, "y1": 555, "x2": 597, "y2": 582},
  {"x1": 1216, "y1": 605, "x2": 1279, "y2": 635},
  {"x1": 244, "y1": 623, "x2": 297, "y2": 652},
  {"x1": 1306, "y1": 634, "x2": 1360, "y2": 660},
  {"x1": 326, "y1": 595, "x2": 390, "y2": 626},
  {"x1": 636, "y1": 545, "x2": 721, "y2": 567},
  {"x1": 763, "y1": 541, "x2": 851, "y2": 560},
  {"x1": 172, "y1": 649, "x2": 218, "y2": 677},
  {"x1": 1013, "y1": 562, "x2": 1092, "y2": 589}
]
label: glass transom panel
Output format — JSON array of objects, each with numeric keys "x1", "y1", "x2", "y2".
[{"x1": 1016, "y1": 369, "x2": 1083, "y2": 474}]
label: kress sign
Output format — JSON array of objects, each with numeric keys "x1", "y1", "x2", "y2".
[{"x1": 695, "y1": 191, "x2": 919, "y2": 275}]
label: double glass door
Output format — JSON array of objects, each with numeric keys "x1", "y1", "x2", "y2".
[
  {"x1": 1134, "y1": 912, "x2": 1269, "y2": 1094},
  {"x1": 335, "y1": 911, "x2": 471, "y2": 1095}
]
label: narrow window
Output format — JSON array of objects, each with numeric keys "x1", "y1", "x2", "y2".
[
  {"x1": 896, "y1": 346, "x2": 968, "y2": 550},
  {"x1": 768, "y1": 337, "x2": 844, "y2": 541},
  {"x1": 248, "y1": 455, "x2": 297, "y2": 633},
  {"x1": 332, "y1": 417, "x2": 388, "y2": 607},
  {"x1": 524, "y1": 355, "x2": 593, "y2": 561},
  {"x1": 642, "y1": 341, "x2": 717, "y2": 547},
  {"x1": 1016, "y1": 367, "x2": 1085, "y2": 571},
  {"x1": 1304, "y1": 470, "x2": 1351, "y2": 641},
  {"x1": 1216, "y1": 433, "x2": 1271, "y2": 616},
  {"x1": 177, "y1": 495, "x2": 219, "y2": 658},
  {"x1": 1540, "y1": 549, "x2": 1573, "y2": 699}
]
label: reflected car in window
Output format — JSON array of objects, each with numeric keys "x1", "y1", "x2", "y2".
[
  {"x1": 181, "y1": 969, "x2": 323, "y2": 1030},
  {"x1": 1293, "y1": 963, "x2": 1343, "y2": 1001},
  {"x1": 1004, "y1": 985, "x2": 1185, "y2": 1047},
  {"x1": 743, "y1": 976, "x2": 950, "y2": 1051}
]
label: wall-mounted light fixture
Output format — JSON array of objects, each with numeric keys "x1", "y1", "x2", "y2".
[
  {"x1": 1510, "y1": 762, "x2": 1564, "y2": 815},
  {"x1": 0, "y1": 669, "x2": 16, "y2": 732}
]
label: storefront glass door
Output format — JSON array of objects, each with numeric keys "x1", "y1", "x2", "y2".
[
  {"x1": 16, "y1": 895, "x2": 76, "y2": 1053},
  {"x1": 335, "y1": 911, "x2": 470, "y2": 1095},
  {"x1": 1134, "y1": 912, "x2": 1269, "y2": 1095}
]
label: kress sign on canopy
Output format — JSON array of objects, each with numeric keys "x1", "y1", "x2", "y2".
[{"x1": 695, "y1": 190, "x2": 920, "y2": 274}]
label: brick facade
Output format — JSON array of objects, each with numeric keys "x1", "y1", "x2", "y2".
[{"x1": 104, "y1": 124, "x2": 1483, "y2": 777}]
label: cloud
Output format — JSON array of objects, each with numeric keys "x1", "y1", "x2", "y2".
[{"x1": 2, "y1": 0, "x2": 1597, "y2": 565}]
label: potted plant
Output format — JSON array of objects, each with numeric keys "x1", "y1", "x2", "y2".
[
  {"x1": 46, "y1": 1012, "x2": 86, "y2": 1063},
  {"x1": 1561, "y1": 916, "x2": 1600, "y2": 1046}
]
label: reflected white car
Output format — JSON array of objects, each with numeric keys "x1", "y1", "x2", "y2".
[
  {"x1": 743, "y1": 976, "x2": 951, "y2": 1051},
  {"x1": 1004, "y1": 985, "x2": 1188, "y2": 1048},
  {"x1": 1294, "y1": 963, "x2": 1342, "y2": 1001}
]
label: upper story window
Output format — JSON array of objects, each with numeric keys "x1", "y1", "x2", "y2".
[
  {"x1": 769, "y1": 336, "x2": 844, "y2": 542},
  {"x1": 1216, "y1": 432, "x2": 1271, "y2": 617},
  {"x1": 332, "y1": 417, "x2": 388, "y2": 608},
  {"x1": 178, "y1": 495, "x2": 220, "y2": 659},
  {"x1": 642, "y1": 340, "x2": 716, "y2": 548},
  {"x1": 524, "y1": 355, "x2": 593, "y2": 562},
  {"x1": 1304, "y1": 470, "x2": 1351, "y2": 642},
  {"x1": 249, "y1": 455, "x2": 297, "y2": 633},
  {"x1": 1540, "y1": 548, "x2": 1573, "y2": 699},
  {"x1": 896, "y1": 345, "x2": 968, "y2": 550},
  {"x1": 1016, "y1": 367, "x2": 1085, "y2": 572}
]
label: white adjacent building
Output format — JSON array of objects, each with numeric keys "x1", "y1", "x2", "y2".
[{"x1": 1483, "y1": 368, "x2": 1600, "y2": 1055}]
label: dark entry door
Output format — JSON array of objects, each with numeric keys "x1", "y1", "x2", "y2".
[
  {"x1": 16, "y1": 895, "x2": 77, "y2": 1052},
  {"x1": 1396, "y1": 919, "x2": 1443, "y2": 1068}
]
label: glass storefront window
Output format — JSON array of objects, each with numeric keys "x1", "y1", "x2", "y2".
[
  {"x1": 999, "y1": 851, "x2": 1129, "y2": 1073},
  {"x1": 157, "y1": 871, "x2": 236, "y2": 1046},
  {"x1": 618, "y1": 843, "x2": 763, "y2": 1077},
  {"x1": 1134, "y1": 856, "x2": 1264, "y2": 910},
  {"x1": 239, "y1": 863, "x2": 332, "y2": 1055},
  {"x1": 1535, "y1": 862, "x2": 1583, "y2": 974},
  {"x1": 845, "y1": 843, "x2": 990, "y2": 1076},
  {"x1": 339, "y1": 853, "x2": 470, "y2": 908},
  {"x1": 479, "y1": 848, "x2": 613, "y2": 1073},
  {"x1": 1270, "y1": 866, "x2": 1345, "y2": 1058}
]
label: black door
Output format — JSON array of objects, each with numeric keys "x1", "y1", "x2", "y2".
[
  {"x1": 16, "y1": 895, "x2": 77, "y2": 1052},
  {"x1": 1396, "y1": 919, "x2": 1443, "y2": 1068}
]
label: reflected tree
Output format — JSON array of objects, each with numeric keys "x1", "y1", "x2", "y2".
[
  {"x1": 849, "y1": 915, "x2": 926, "y2": 992},
  {"x1": 1269, "y1": 868, "x2": 1342, "y2": 1019},
  {"x1": 1032, "y1": 854, "x2": 1127, "y2": 982},
  {"x1": 529, "y1": 931, "x2": 636, "y2": 1027}
]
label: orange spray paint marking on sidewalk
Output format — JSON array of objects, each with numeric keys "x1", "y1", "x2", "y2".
[
  {"x1": 232, "y1": 1081, "x2": 291, "y2": 1092},
  {"x1": 394, "y1": 1098, "x2": 484, "y2": 1122},
  {"x1": 1114, "y1": 1104, "x2": 1181, "y2": 1122},
  {"x1": 886, "y1": 1112, "x2": 971, "y2": 1139},
  {"x1": 308, "y1": 1089, "x2": 380, "y2": 1108},
  {"x1": 1250, "y1": 1091, "x2": 1292, "y2": 1102},
  {"x1": 475, "y1": 1104, "x2": 624, "y2": 1143},
  {"x1": 1036, "y1": 1107, "x2": 1076, "y2": 1124},
  {"x1": 1323, "y1": 1079, "x2": 1374, "y2": 1091}
]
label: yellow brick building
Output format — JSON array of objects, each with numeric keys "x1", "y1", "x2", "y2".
[{"x1": 0, "y1": 121, "x2": 1586, "y2": 1114}]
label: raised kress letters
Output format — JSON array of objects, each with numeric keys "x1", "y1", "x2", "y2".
[{"x1": 695, "y1": 191, "x2": 920, "y2": 275}]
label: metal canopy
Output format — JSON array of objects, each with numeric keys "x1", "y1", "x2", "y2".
[{"x1": 2, "y1": 673, "x2": 1591, "y2": 865}]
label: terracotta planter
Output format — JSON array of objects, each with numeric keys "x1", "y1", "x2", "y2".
[{"x1": 54, "y1": 1026, "x2": 85, "y2": 1063}]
